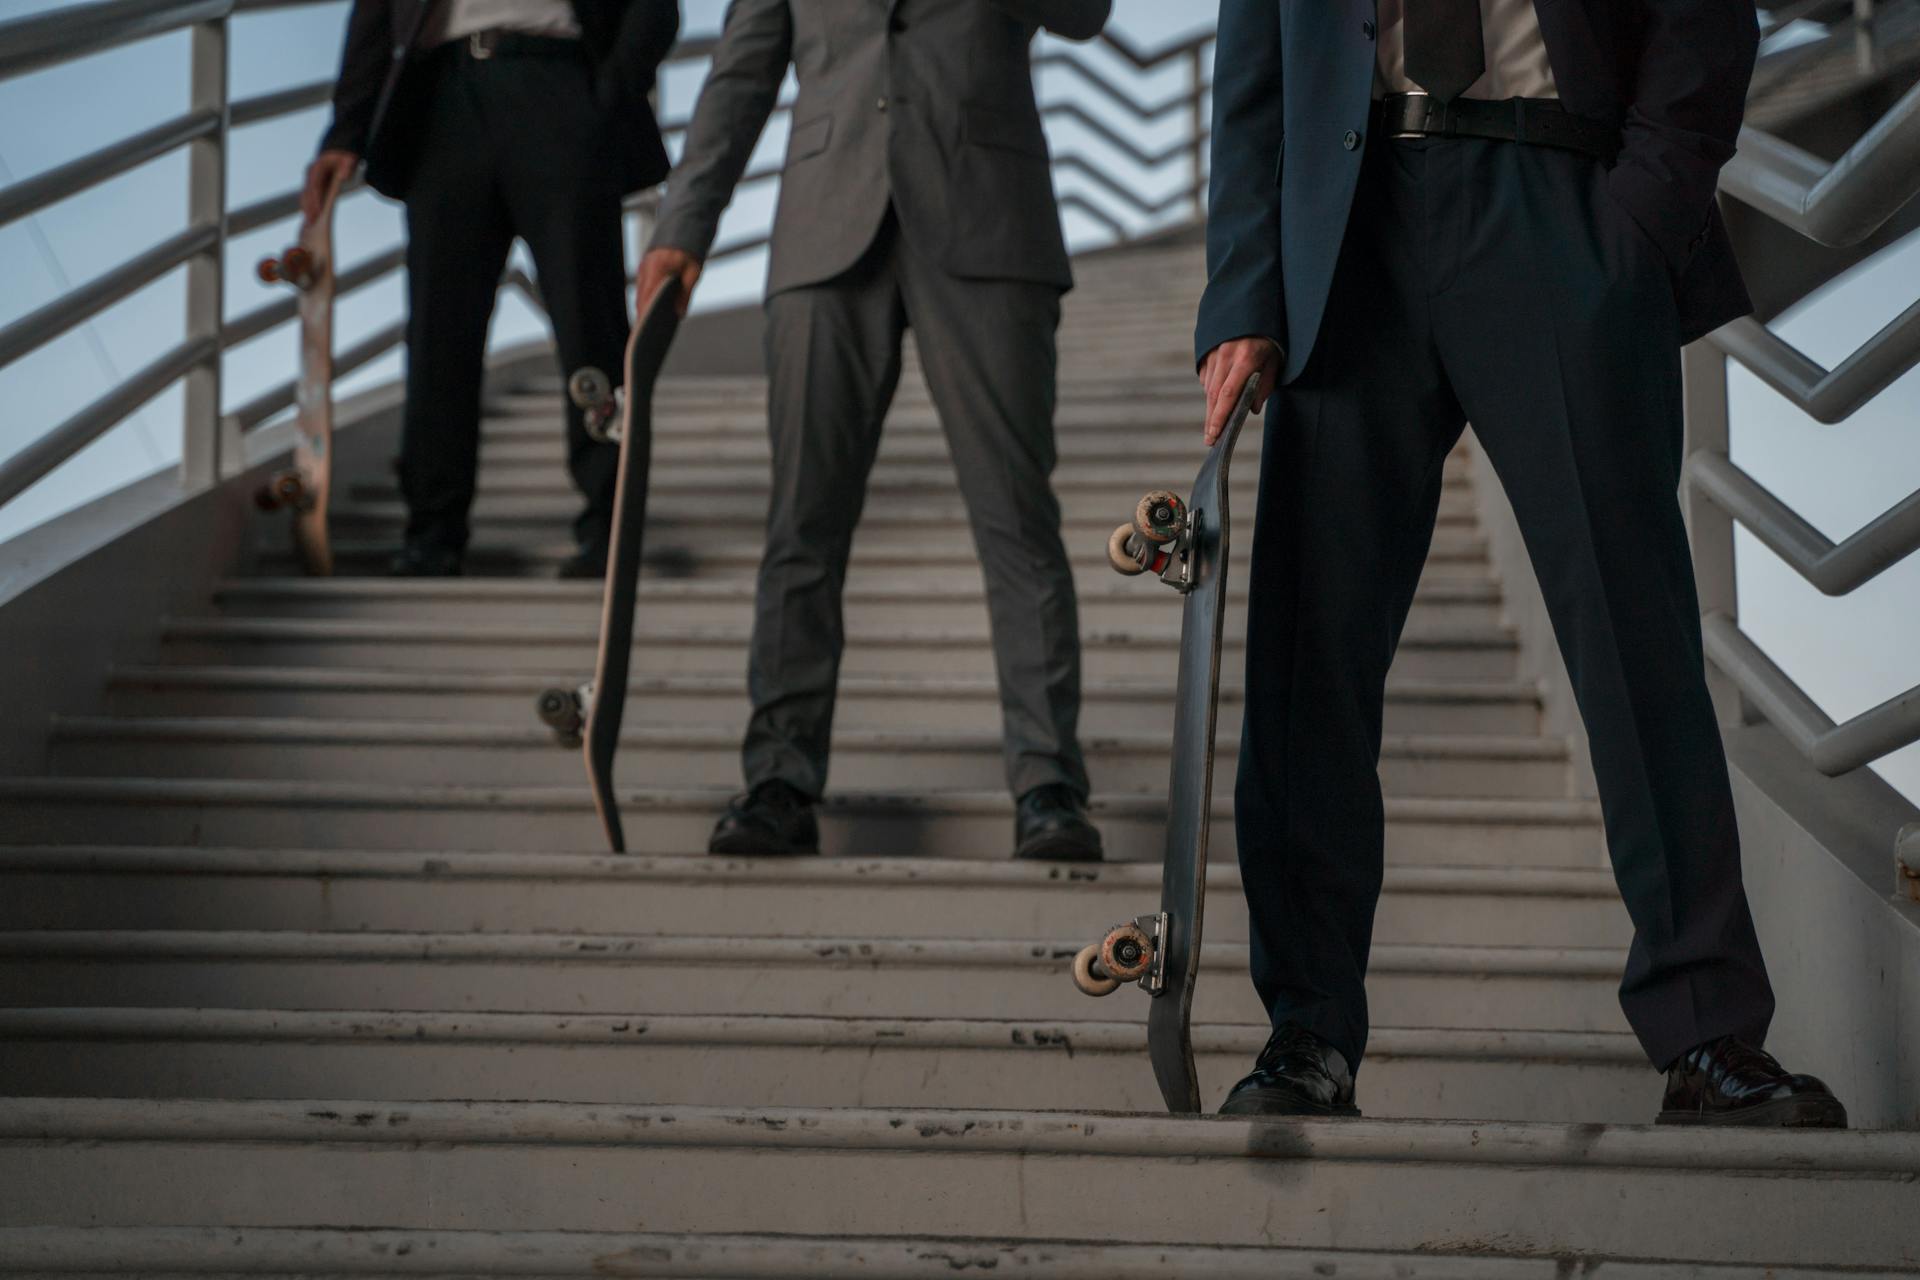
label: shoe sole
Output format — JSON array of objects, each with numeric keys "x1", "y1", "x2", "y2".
[
  {"x1": 1657, "y1": 1094, "x2": 1848, "y2": 1128},
  {"x1": 1218, "y1": 1086, "x2": 1362, "y2": 1119},
  {"x1": 1012, "y1": 832, "x2": 1104, "y2": 863},
  {"x1": 707, "y1": 831, "x2": 819, "y2": 858}
]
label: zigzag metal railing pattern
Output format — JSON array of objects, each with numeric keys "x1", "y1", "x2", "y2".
[
  {"x1": 0, "y1": 0, "x2": 1210, "y2": 520},
  {"x1": 1685, "y1": 71, "x2": 1920, "y2": 818}
]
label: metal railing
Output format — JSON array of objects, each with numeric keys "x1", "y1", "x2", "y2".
[
  {"x1": 1683, "y1": 72, "x2": 1920, "y2": 858},
  {"x1": 0, "y1": 0, "x2": 1211, "y2": 528}
]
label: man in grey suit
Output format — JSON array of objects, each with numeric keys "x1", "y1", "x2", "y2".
[{"x1": 637, "y1": 0, "x2": 1111, "y2": 861}]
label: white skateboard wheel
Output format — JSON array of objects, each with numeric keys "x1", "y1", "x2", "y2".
[
  {"x1": 1108, "y1": 523, "x2": 1146, "y2": 576},
  {"x1": 1071, "y1": 942, "x2": 1122, "y2": 997}
]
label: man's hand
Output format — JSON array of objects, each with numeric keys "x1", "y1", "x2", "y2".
[
  {"x1": 1198, "y1": 336, "x2": 1282, "y2": 445},
  {"x1": 637, "y1": 246, "x2": 704, "y2": 318},
  {"x1": 301, "y1": 150, "x2": 358, "y2": 225}
]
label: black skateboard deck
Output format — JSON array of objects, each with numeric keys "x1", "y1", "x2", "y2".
[
  {"x1": 537, "y1": 277, "x2": 683, "y2": 852},
  {"x1": 1073, "y1": 374, "x2": 1259, "y2": 1114}
]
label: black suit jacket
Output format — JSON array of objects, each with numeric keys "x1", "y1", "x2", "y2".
[
  {"x1": 320, "y1": 0, "x2": 680, "y2": 199},
  {"x1": 1196, "y1": 0, "x2": 1759, "y2": 378}
]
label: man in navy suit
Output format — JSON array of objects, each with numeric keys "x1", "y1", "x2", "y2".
[{"x1": 1197, "y1": 0, "x2": 1847, "y2": 1127}]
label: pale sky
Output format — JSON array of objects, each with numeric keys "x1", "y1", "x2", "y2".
[{"x1": 1, "y1": 0, "x2": 1914, "y2": 804}]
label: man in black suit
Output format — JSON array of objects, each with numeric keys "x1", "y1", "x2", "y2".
[
  {"x1": 307, "y1": 0, "x2": 679, "y2": 577},
  {"x1": 1197, "y1": 0, "x2": 1847, "y2": 1127}
]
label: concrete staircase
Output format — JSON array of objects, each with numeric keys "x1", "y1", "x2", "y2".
[{"x1": 1, "y1": 241, "x2": 1915, "y2": 1275}]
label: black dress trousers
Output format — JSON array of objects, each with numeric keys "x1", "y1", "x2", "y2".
[
  {"x1": 1237, "y1": 135, "x2": 1776, "y2": 1074},
  {"x1": 398, "y1": 41, "x2": 629, "y2": 556}
]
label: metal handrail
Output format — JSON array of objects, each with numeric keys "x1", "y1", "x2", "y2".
[
  {"x1": 1721, "y1": 79, "x2": 1920, "y2": 247},
  {"x1": 1710, "y1": 300, "x2": 1920, "y2": 424},
  {"x1": 0, "y1": 0, "x2": 1212, "y2": 526},
  {"x1": 1687, "y1": 52, "x2": 1920, "y2": 797},
  {"x1": 0, "y1": 225, "x2": 217, "y2": 372}
]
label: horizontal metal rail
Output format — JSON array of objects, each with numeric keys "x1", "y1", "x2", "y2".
[
  {"x1": 1721, "y1": 79, "x2": 1920, "y2": 247},
  {"x1": 0, "y1": 334, "x2": 217, "y2": 509},
  {"x1": 1686, "y1": 452, "x2": 1920, "y2": 596},
  {"x1": 0, "y1": 108, "x2": 219, "y2": 227},
  {"x1": 0, "y1": 0, "x2": 229, "y2": 80},
  {"x1": 0, "y1": 224, "x2": 217, "y2": 373},
  {"x1": 1708, "y1": 299, "x2": 1920, "y2": 423},
  {"x1": 1703, "y1": 613, "x2": 1920, "y2": 775}
]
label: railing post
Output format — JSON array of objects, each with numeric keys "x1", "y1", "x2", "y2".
[
  {"x1": 181, "y1": 15, "x2": 228, "y2": 488},
  {"x1": 1188, "y1": 40, "x2": 1208, "y2": 222},
  {"x1": 1682, "y1": 339, "x2": 1744, "y2": 730}
]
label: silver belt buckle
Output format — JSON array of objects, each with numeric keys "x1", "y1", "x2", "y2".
[{"x1": 468, "y1": 30, "x2": 497, "y2": 59}]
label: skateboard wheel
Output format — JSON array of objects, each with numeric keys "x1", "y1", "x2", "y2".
[
  {"x1": 272, "y1": 472, "x2": 308, "y2": 507},
  {"x1": 1107, "y1": 523, "x2": 1147, "y2": 576},
  {"x1": 568, "y1": 366, "x2": 612, "y2": 411},
  {"x1": 255, "y1": 256, "x2": 281, "y2": 285},
  {"x1": 253, "y1": 483, "x2": 281, "y2": 512},
  {"x1": 282, "y1": 246, "x2": 315, "y2": 286},
  {"x1": 536, "y1": 687, "x2": 584, "y2": 740},
  {"x1": 1134, "y1": 491, "x2": 1187, "y2": 544},
  {"x1": 1100, "y1": 922, "x2": 1154, "y2": 983},
  {"x1": 1071, "y1": 942, "x2": 1122, "y2": 997}
]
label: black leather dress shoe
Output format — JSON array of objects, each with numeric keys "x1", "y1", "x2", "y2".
[
  {"x1": 388, "y1": 544, "x2": 463, "y2": 577},
  {"x1": 708, "y1": 780, "x2": 820, "y2": 857},
  {"x1": 1013, "y1": 783, "x2": 1103, "y2": 862},
  {"x1": 1219, "y1": 1023, "x2": 1361, "y2": 1117},
  {"x1": 1658, "y1": 1035, "x2": 1847, "y2": 1128},
  {"x1": 555, "y1": 547, "x2": 608, "y2": 580}
]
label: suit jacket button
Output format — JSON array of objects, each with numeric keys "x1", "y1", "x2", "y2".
[
  {"x1": 877, "y1": 97, "x2": 889, "y2": 112},
  {"x1": 1362, "y1": 19, "x2": 1376, "y2": 38},
  {"x1": 1343, "y1": 130, "x2": 1361, "y2": 150}
]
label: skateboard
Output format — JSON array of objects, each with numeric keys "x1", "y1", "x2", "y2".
[
  {"x1": 1070, "y1": 374, "x2": 1260, "y2": 1115},
  {"x1": 536, "y1": 276, "x2": 684, "y2": 853},
  {"x1": 254, "y1": 172, "x2": 342, "y2": 576}
]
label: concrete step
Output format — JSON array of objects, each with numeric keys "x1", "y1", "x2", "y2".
[
  {"x1": 476, "y1": 427, "x2": 1447, "y2": 469},
  {"x1": 0, "y1": 779, "x2": 1605, "y2": 862},
  {"x1": 154, "y1": 616, "x2": 1521, "y2": 681},
  {"x1": 45, "y1": 718, "x2": 1572, "y2": 798},
  {"x1": 322, "y1": 499, "x2": 1476, "y2": 556},
  {"x1": 336, "y1": 486, "x2": 1434, "y2": 534},
  {"x1": 259, "y1": 521, "x2": 1497, "y2": 579},
  {"x1": 6, "y1": 1100, "x2": 1914, "y2": 1270},
  {"x1": 0, "y1": 931, "x2": 1628, "y2": 1032},
  {"x1": 0, "y1": 1008, "x2": 1649, "y2": 1121},
  {"x1": 12, "y1": 1226, "x2": 1895, "y2": 1279},
  {"x1": 103, "y1": 667, "x2": 1546, "y2": 737},
  {"x1": 257, "y1": 527, "x2": 1495, "y2": 578},
  {"x1": 206, "y1": 574, "x2": 1507, "y2": 633},
  {"x1": 0, "y1": 849, "x2": 1632, "y2": 948}
]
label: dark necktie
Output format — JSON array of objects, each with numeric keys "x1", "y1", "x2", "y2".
[{"x1": 1405, "y1": 0, "x2": 1486, "y2": 104}]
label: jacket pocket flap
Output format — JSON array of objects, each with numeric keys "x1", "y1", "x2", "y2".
[{"x1": 787, "y1": 114, "x2": 832, "y2": 164}]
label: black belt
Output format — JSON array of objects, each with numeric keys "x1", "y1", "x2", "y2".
[
  {"x1": 446, "y1": 30, "x2": 584, "y2": 61},
  {"x1": 1372, "y1": 93, "x2": 1619, "y2": 162}
]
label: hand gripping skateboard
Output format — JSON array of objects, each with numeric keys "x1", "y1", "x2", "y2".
[
  {"x1": 536, "y1": 277, "x2": 684, "y2": 852},
  {"x1": 1071, "y1": 374, "x2": 1260, "y2": 1115},
  {"x1": 254, "y1": 173, "x2": 342, "y2": 576}
]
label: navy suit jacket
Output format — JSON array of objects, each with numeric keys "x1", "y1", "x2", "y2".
[{"x1": 1195, "y1": 0, "x2": 1760, "y2": 380}]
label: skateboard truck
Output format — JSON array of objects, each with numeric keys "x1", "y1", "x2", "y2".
[
  {"x1": 1107, "y1": 490, "x2": 1199, "y2": 593},
  {"x1": 536, "y1": 681, "x2": 591, "y2": 749},
  {"x1": 1071, "y1": 911, "x2": 1170, "y2": 998},
  {"x1": 569, "y1": 366, "x2": 622, "y2": 444}
]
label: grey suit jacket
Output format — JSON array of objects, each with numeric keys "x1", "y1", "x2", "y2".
[{"x1": 651, "y1": 0, "x2": 1110, "y2": 297}]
